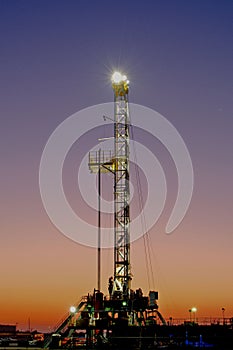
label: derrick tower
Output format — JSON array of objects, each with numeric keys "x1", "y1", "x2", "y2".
[
  {"x1": 111, "y1": 72, "x2": 131, "y2": 299},
  {"x1": 43, "y1": 72, "x2": 165, "y2": 349},
  {"x1": 88, "y1": 72, "x2": 131, "y2": 299}
]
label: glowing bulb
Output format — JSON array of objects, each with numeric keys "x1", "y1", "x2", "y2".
[
  {"x1": 70, "y1": 306, "x2": 76, "y2": 313},
  {"x1": 112, "y1": 71, "x2": 122, "y2": 84},
  {"x1": 122, "y1": 75, "x2": 127, "y2": 81}
]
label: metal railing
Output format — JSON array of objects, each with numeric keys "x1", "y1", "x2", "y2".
[{"x1": 165, "y1": 316, "x2": 233, "y2": 326}]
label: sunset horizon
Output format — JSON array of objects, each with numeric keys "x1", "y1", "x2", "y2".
[{"x1": 0, "y1": 0, "x2": 232, "y2": 337}]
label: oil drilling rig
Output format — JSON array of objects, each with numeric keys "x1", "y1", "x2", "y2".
[
  {"x1": 44, "y1": 72, "x2": 166, "y2": 349},
  {"x1": 89, "y1": 71, "x2": 132, "y2": 300}
]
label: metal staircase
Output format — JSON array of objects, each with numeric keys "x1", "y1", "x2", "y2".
[{"x1": 43, "y1": 296, "x2": 87, "y2": 348}]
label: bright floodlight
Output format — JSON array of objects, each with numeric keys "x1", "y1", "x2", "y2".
[
  {"x1": 191, "y1": 307, "x2": 197, "y2": 313},
  {"x1": 112, "y1": 71, "x2": 123, "y2": 84},
  {"x1": 70, "y1": 306, "x2": 76, "y2": 313}
]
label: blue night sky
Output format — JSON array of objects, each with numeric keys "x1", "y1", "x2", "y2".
[{"x1": 0, "y1": 0, "x2": 232, "y2": 331}]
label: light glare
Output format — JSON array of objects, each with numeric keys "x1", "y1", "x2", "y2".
[
  {"x1": 70, "y1": 306, "x2": 76, "y2": 313},
  {"x1": 112, "y1": 71, "x2": 122, "y2": 84}
]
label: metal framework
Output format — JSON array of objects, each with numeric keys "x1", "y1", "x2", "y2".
[
  {"x1": 43, "y1": 73, "x2": 164, "y2": 349},
  {"x1": 88, "y1": 73, "x2": 131, "y2": 299},
  {"x1": 112, "y1": 76, "x2": 131, "y2": 298}
]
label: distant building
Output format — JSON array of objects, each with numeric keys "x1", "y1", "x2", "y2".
[{"x1": 0, "y1": 324, "x2": 16, "y2": 336}]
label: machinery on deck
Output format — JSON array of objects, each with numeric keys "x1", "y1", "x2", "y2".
[{"x1": 44, "y1": 73, "x2": 165, "y2": 349}]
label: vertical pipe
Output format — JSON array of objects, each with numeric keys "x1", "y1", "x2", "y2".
[{"x1": 98, "y1": 149, "x2": 101, "y2": 291}]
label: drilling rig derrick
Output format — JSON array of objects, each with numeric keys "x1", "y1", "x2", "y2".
[
  {"x1": 111, "y1": 72, "x2": 131, "y2": 300},
  {"x1": 44, "y1": 72, "x2": 165, "y2": 350}
]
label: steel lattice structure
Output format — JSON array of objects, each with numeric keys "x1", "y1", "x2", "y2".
[
  {"x1": 89, "y1": 72, "x2": 131, "y2": 299},
  {"x1": 112, "y1": 73, "x2": 131, "y2": 298}
]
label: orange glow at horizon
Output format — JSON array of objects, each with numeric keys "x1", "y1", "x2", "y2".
[{"x1": 1, "y1": 0, "x2": 232, "y2": 334}]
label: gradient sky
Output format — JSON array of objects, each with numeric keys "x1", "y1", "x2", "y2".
[{"x1": 0, "y1": 0, "x2": 233, "y2": 332}]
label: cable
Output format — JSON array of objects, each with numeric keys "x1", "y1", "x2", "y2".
[{"x1": 129, "y1": 114, "x2": 156, "y2": 291}]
